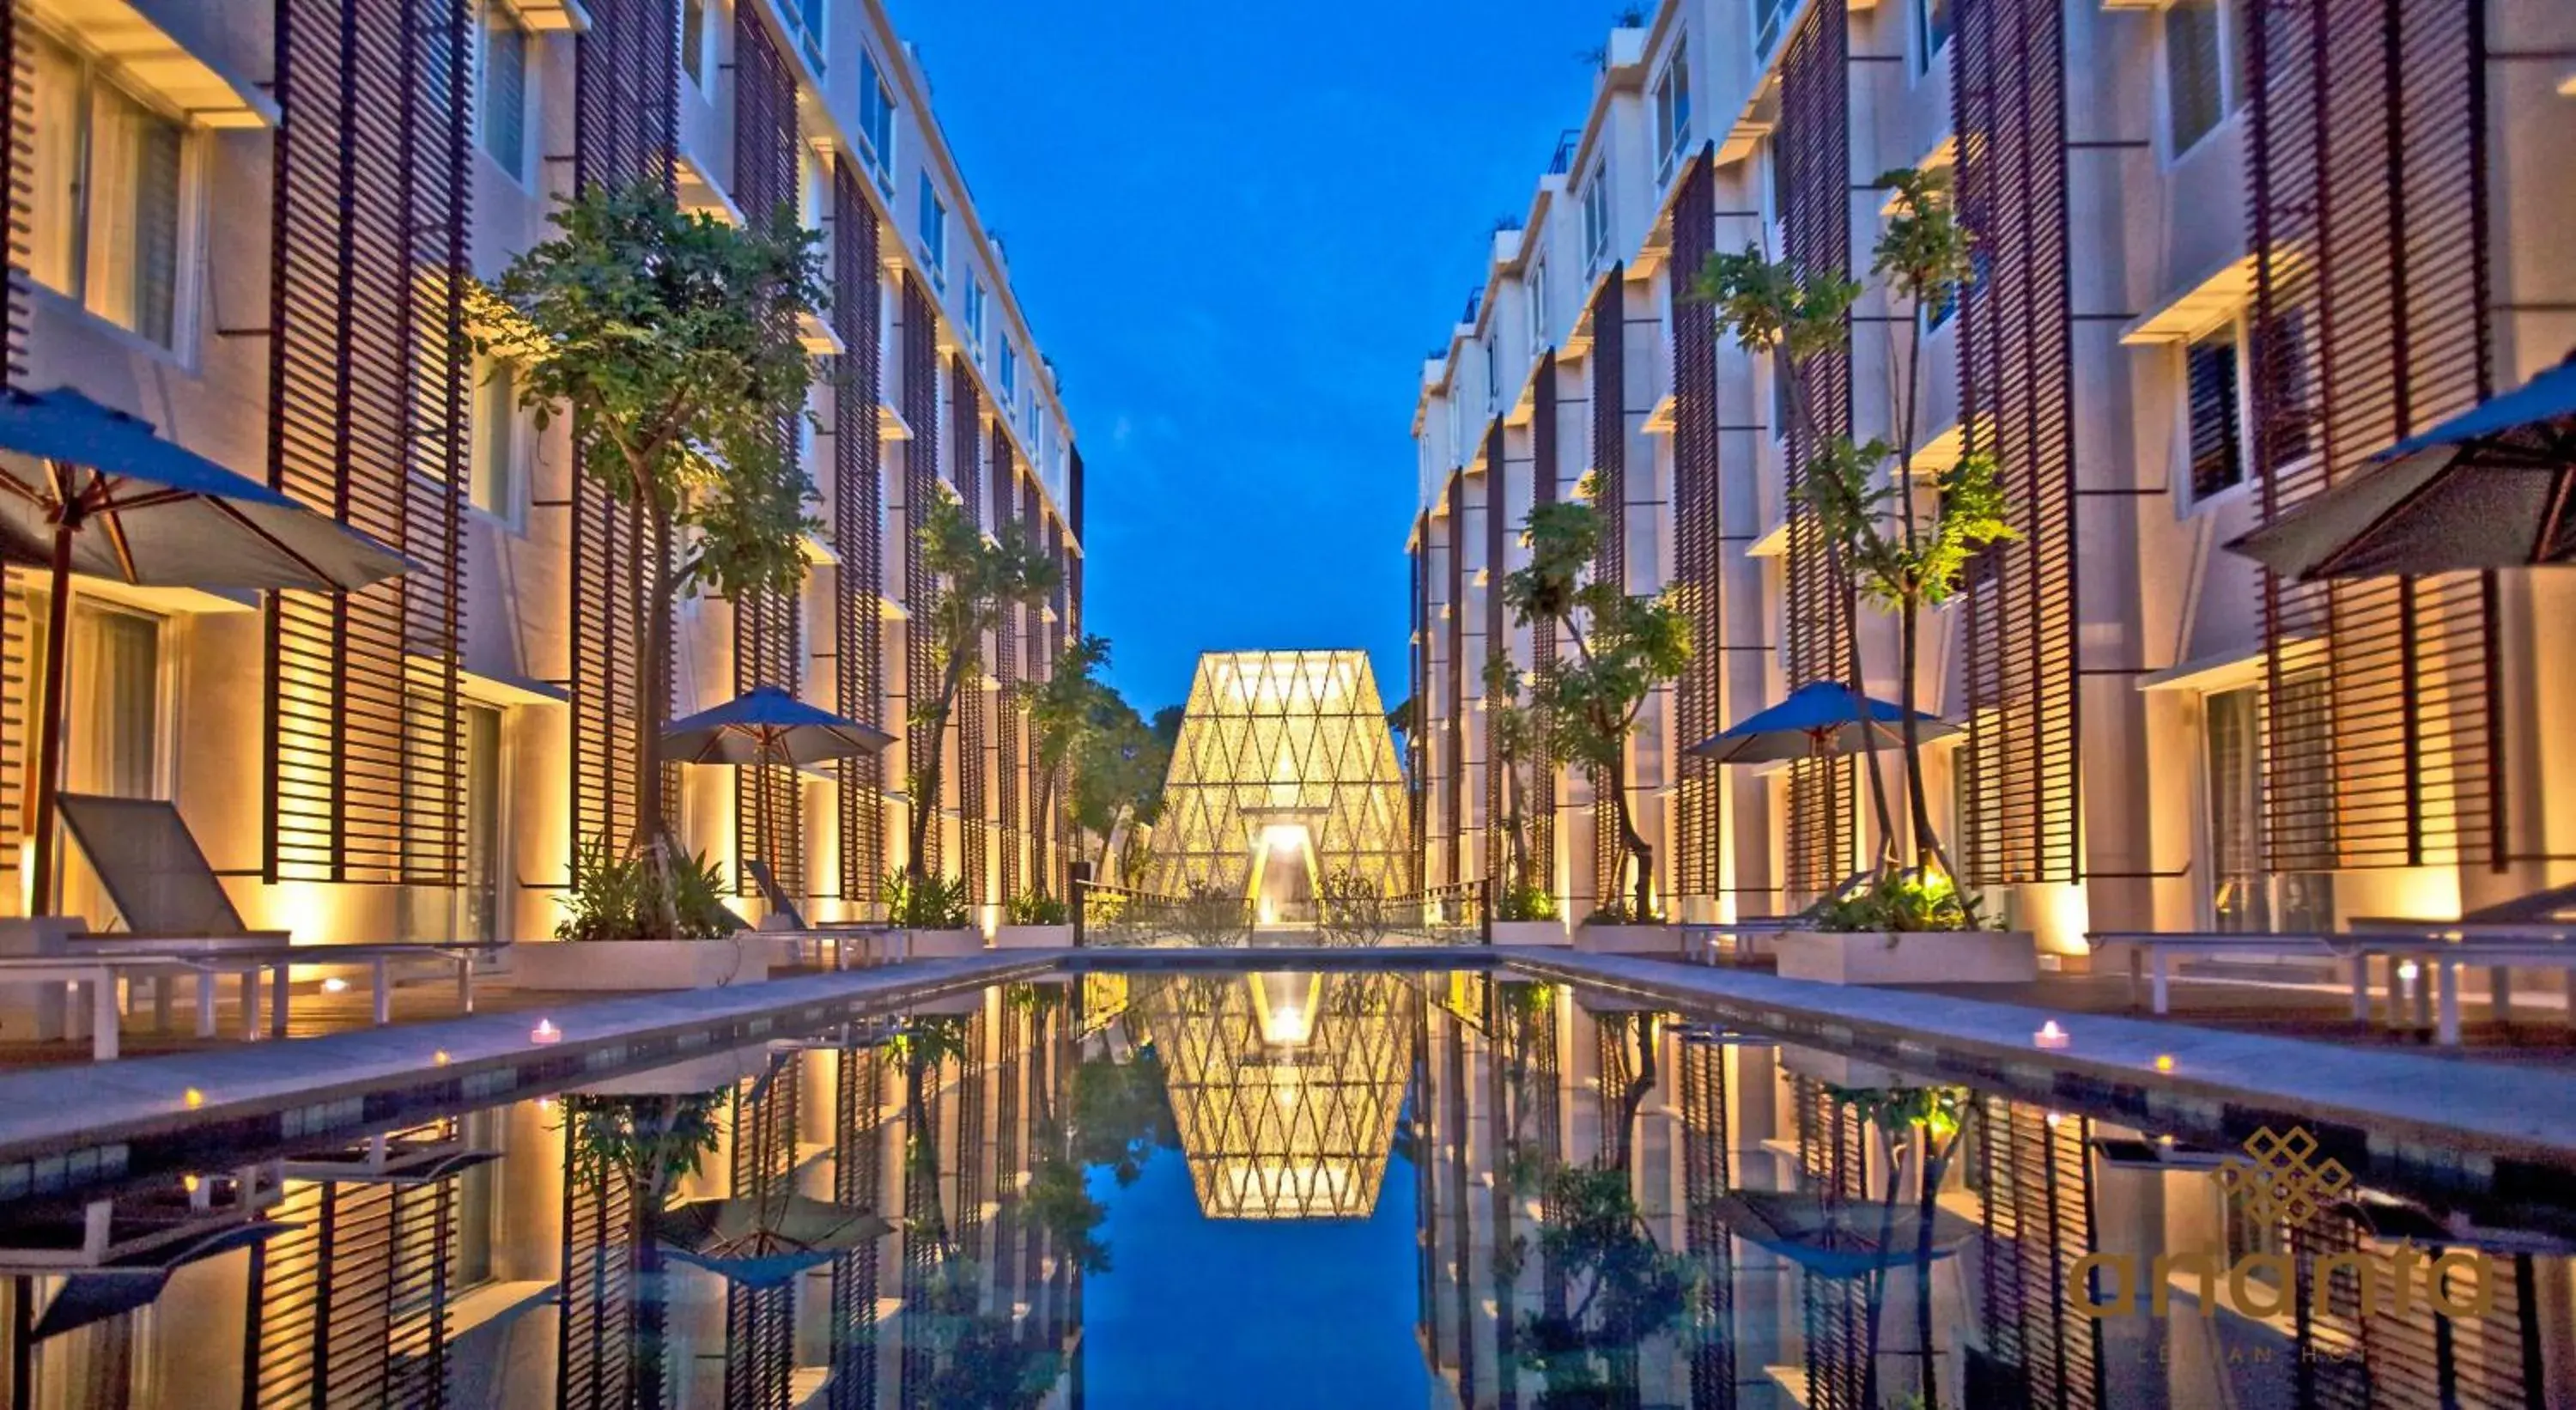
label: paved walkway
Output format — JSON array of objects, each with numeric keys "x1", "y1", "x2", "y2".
[
  {"x1": 0, "y1": 954, "x2": 1048, "y2": 1192},
  {"x1": 1504, "y1": 949, "x2": 2576, "y2": 1194}
]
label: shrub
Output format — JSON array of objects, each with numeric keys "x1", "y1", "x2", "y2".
[
  {"x1": 556, "y1": 840, "x2": 736, "y2": 941},
  {"x1": 885, "y1": 871, "x2": 971, "y2": 929},
  {"x1": 1006, "y1": 890, "x2": 1070, "y2": 926},
  {"x1": 1810, "y1": 869, "x2": 1977, "y2": 933},
  {"x1": 1496, "y1": 878, "x2": 1559, "y2": 923}
]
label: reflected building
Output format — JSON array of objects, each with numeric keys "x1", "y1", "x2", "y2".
[{"x1": 1127, "y1": 971, "x2": 1419, "y2": 1220}]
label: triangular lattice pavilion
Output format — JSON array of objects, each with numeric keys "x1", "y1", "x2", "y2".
[{"x1": 1145, "y1": 651, "x2": 1408, "y2": 911}]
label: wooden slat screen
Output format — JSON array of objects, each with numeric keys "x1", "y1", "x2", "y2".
[
  {"x1": 250, "y1": 1160, "x2": 459, "y2": 1407},
  {"x1": 1585, "y1": 273, "x2": 1627, "y2": 906},
  {"x1": 730, "y1": 8, "x2": 802, "y2": 900},
  {"x1": 1410, "y1": 512, "x2": 1429, "y2": 884},
  {"x1": 1975, "y1": 1097, "x2": 2105, "y2": 1409},
  {"x1": 1955, "y1": 0, "x2": 2081, "y2": 884},
  {"x1": 726, "y1": 1063, "x2": 799, "y2": 1410},
  {"x1": 264, "y1": 0, "x2": 471, "y2": 885},
  {"x1": 568, "y1": 0, "x2": 680, "y2": 860},
  {"x1": 1680, "y1": 1036, "x2": 1738, "y2": 1409},
  {"x1": 833, "y1": 159, "x2": 887, "y2": 905},
  {"x1": 2249, "y1": 0, "x2": 2498, "y2": 872},
  {"x1": 1671, "y1": 150, "x2": 1724, "y2": 903},
  {"x1": 951, "y1": 362, "x2": 989, "y2": 906},
  {"x1": 556, "y1": 1101, "x2": 637, "y2": 1409},
  {"x1": 993, "y1": 437, "x2": 1023, "y2": 903},
  {"x1": 1529, "y1": 351, "x2": 1558, "y2": 887},
  {"x1": 829, "y1": 1048, "x2": 886, "y2": 1408},
  {"x1": 1481, "y1": 417, "x2": 1506, "y2": 885},
  {"x1": 901, "y1": 274, "x2": 940, "y2": 878},
  {"x1": 1443, "y1": 471, "x2": 1464, "y2": 887},
  {"x1": 0, "y1": 0, "x2": 26, "y2": 874},
  {"x1": 1779, "y1": 0, "x2": 1856, "y2": 898}
]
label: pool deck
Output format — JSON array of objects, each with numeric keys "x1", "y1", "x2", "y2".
[
  {"x1": 1505, "y1": 949, "x2": 2576, "y2": 1204},
  {"x1": 0, "y1": 953, "x2": 1049, "y2": 1200}
]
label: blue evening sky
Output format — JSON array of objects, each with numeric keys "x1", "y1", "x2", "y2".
[{"x1": 884, "y1": 0, "x2": 1613, "y2": 715}]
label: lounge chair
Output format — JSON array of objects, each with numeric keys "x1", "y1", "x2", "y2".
[{"x1": 744, "y1": 859, "x2": 896, "y2": 967}]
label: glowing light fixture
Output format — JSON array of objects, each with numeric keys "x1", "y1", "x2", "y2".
[
  {"x1": 182, "y1": 1087, "x2": 204, "y2": 1109},
  {"x1": 432, "y1": 1049, "x2": 452, "y2": 1067},
  {"x1": 2033, "y1": 1020, "x2": 2070, "y2": 1050},
  {"x1": 2153, "y1": 1054, "x2": 2175, "y2": 1073},
  {"x1": 320, "y1": 976, "x2": 349, "y2": 994},
  {"x1": 1250, "y1": 972, "x2": 1320, "y2": 1047},
  {"x1": 531, "y1": 1018, "x2": 562, "y2": 1045}
]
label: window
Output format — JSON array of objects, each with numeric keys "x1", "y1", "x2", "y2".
[
  {"x1": 917, "y1": 173, "x2": 946, "y2": 283},
  {"x1": 27, "y1": 27, "x2": 187, "y2": 349},
  {"x1": 470, "y1": 358, "x2": 525, "y2": 522},
  {"x1": 1526, "y1": 258, "x2": 1547, "y2": 353},
  {"x1": 779, "y1": 0, "x2": 825, "y2": 74},
  {"x1": 397, "y1": 702, "x2": 504, "y2": 943},
  {"x1": 477, "y1": 0, "x2": 529, "y2": 182},
  {"x1": 1916, "y1": 0, "x2": 1954, "y2": 74},
  {"x1": 1771, "y1": 347, "x2": 1790, "y2": 441},
  {"x1": 1655, "y1": 43, "x2": 1692, "y2": 182},
  {"x1": 858, "y1": 48, "x2": 898, "y2": 192},
  {"x1": 1024, "y1": 398, "x2": 1039, "y2": 458},
  {"x1": 2203, "y1": 686, "x2": 2263, "y2": 931},
  {"x1": 1000, "y1": 342, "x2": 1018, "y2": 404},
  {"x1": 1581, "y1": 166, "x2": 1612, "y2": 274},
  {"x1": 2184, "y1": 325, "x2": 2243, "y2": 500},
  {"x1": 965, "y1": 278, "x2": 988, "y2": 358},
  {"x1": 680, "y1": 0, "x2": 707, "y2": 88},
  {"x1": 1484, "y1": 335, "x2": 1500, "y2": 415},
  {"x1": 27, "y1": 596, "x2": 161, "y2": 927},
  {"x1": 2163, "y1": 0, "x2": 2243, "y2": 156},
  {"x1": 1755, "y1": 0, "x2": 1790, "y2": 59}
]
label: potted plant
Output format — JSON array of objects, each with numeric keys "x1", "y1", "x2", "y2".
[
  {"x1": 514, "y1": 841, "x2": 769, "y2": 990},
  {"x1": 474, "y1": 181, "x2": 823, "y2": 945},
  {"x1": 994, "y1": 889, "x2": 1073, "y2": 950},
  {"x1": 886, "y1": 870, "x2": 980, "y2": 957},
  {"x1": 1692, "y1": 165, "x2": 2035, "y2": 983},
  {"x1": 1502, "y1": 475, "x2": 1692, "y2": 956}
]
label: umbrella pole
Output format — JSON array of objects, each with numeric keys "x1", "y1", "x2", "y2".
[{"x1": 27, "y1": 514, "x2": 77, "y2": 918}]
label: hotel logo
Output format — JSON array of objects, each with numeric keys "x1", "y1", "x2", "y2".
[{"x1": 2073, "y1": 1126, "x2": 2496, "y2": 1321}]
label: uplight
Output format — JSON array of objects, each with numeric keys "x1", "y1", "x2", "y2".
[
  {"x1": 320, "y1": 976, "x2": 349, "y2": 994},
  {"x1": 183, "y1": 1087, "x2": 204, "y2": 1109},
  {"x1": 432, "y1": 1049, "x2": 452, "y2": 1067},
  {"x1": 2153, "y1": 1054, "x2": 2175, "y2": 1073}
]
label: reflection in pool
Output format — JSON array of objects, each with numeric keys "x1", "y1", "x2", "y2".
[{"x1": 1, "y1": 967, "x2": 2568, "y2": 1407}]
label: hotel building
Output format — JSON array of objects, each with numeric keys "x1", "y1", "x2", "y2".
[
  {"x1": 0, "y1": 0, "x2": 1084, "y2": 944},
  {"x1": 1406, "y1": 0, "x2": 2576, "y2": 958}
]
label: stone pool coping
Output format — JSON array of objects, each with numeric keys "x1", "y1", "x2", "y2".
[
  {"x1": 1504, "y1": 950, "x2": 2576, "y2": 1202},
  {"x1": 0, "y1": 954, "x2": 1049, "y2": 1201}
]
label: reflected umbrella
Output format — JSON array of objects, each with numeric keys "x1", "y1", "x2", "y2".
[
  {"x1": 1702, "y1": 1188, "x2": 1968, "y2": 1280},
  {"x1": 651, "y1": 1193, "x2": 894, "y2": 1289},
  {"x1": 31, "y1": 1219, "x2": 293, "y2": 1340}
]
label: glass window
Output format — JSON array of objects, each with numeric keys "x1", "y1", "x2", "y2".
[
  {"x1": 2203, "y1": 685, "x2": 2263, "y2": 931},
  {"x1": 1754, "y1": 0, "x2": 1789, "y2": 58},
  {"x1": 1771, "y1": 347, "x2": 1791, "y2": 441},
  {"x1": 781, "y1": 0, "x2": 825, "y2": 73},
  {"x1": 1526, "y1": 258, "x2": 1546, "y2": 353},
  {"x1": 1582, "y1": 166, "x2": 1611, "y2": 273},
  {"x1": 859, "y1": 48, "x2": 897, "y2": 191},
  {"x1": 918, "y1": 173, "x2": 946, "y2": 283},
  {"x1": 2165, "y1": 0, "x2": 2229, "y2": 155},
  {"x1": 28, "y1": 597, "x2": 161, "y2": 927},
  {"x1": 27, "y1": 28, "x2": 186, "y2": 349},
  {"x1": 680, "y1": 0, "x2": 706, "y2": 88},
  {"x1": 2185, "y1": 325, "x2": 2243, "y2": 500},
  {"x1": 469, "y1": 358, "x2": 523, "y2": 521},
  {"x1": 1917, "y1": 0, "x2": 1954, "y2": 73},
  {"x1": 1000, "y1": 342, "x2": 1018, "y2": 404},
  {"x1": 1655, "y1": 43, "x2": 1692, "y2": 179},
  {"x1": 965, "y1": 278, "x2": 987, "y2": 355},
  {"x1": 1484, "y1": 335, "x2": 1500, "y2": 415},
  {"x1": 478, "y1": 1, "x2": 528, "y2": 181}
]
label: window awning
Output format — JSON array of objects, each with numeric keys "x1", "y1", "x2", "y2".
[{"x1": 28, "y1": 0, "x2": 278, "y2": 129}]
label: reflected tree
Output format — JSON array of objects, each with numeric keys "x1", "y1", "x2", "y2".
[
  {"x1": 564, "y1": 1091, "x2": 725, "y2": 1408},
  {"x1": 1514, "y1": 1162, "x2": 1699, "y2": 1407},
  {"x1": 1829, "y1": 1084, "x2": 1974, "y2": 1410}
]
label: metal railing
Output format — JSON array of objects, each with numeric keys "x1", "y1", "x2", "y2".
[{"x1": 1071, "y1": 877, "x2": 1492, "y2": 950}]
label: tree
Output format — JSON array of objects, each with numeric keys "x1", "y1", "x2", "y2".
[
  {"x1": 1022, "y1": 633, "x2": 1111, "y2": 898},
  {"x1": 909, "y1": 493, "x2": 1060, "y2": 883},
  {"x1": 1072, "y1": 691, "x2": 1170, "y2": 884},
  {"x1": 1482, "y1": 651, "x2": 1554, "y2": 912},
  {"x1": 475, "y1": 182, "x2": 824, "y2": 896},
  {"x1": 1692, "y1": 166, "x2": 2014, "y2": 883},
  {"x1": 1503, "y1": 477, "x2": 1692, "y2": 919}
]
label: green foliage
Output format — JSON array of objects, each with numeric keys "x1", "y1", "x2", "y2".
[
  {"x1": 1503, "y1": 477, "x2": 1692, "y2": 916},
  {"x1": 1174, "y1": 883, "x2": 1252, "y2": 946},
  {"x1": 564, "y1": 1091, "x2": 725, "y2": 1201},
  {"x1": 1066, "y1": 1047, "x2": 1176, "y2": 1185},
  {"x1": 1005, "y1": 890, "x2": 1070, "y2": 926},
  {"x1": 1826, "y1": 1084, "x2": 1971, "y2": 1146},
  {"x1": 1066, "y1": 674, "x2": 1171, "y2": 883},
  {"x1": 1513, "y1": 1162, "x2": 1700, "y2": 1405},
  {"x1": 555, "y1": 839, "x2": 737, "y2": 941},
  {"x1": 1583, "y1": 898, "x2": 1665, "y2": 927},
  {"x1": 884, "y1": 870, "x2": 970, "y2": 929},
  {"x1": 1872, "y1": 166, "x2": 1978, "y2": 317},
  {"x1": 1497, "y1": 878, "x2": 1560, "y2": 922},
  {"x1": 1025, "y1": 1154, "x2": 1111, "y2": 1274},
  {"x1": 909, "y1": 491, "x2": 1061, "y2": 876},
  {"x1": 1318, "y1": 866, "x2": 1393, "y2": 947},
  {"x1": 1809, "y1": 869, "x2": 1977, "y2": 934},
  {"x1": 912, "y1": 1261, "x2": 1063, "y2": 1408}
]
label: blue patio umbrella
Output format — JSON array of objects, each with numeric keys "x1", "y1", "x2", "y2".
[
  {"x1": 0, "y1": 387, "x2": 411, "y2": 914},
  {"x1": 650, "y1": 1193, "x2": 895, "y2": 1288},
  {"x1": 1686, "y1": 680, "x2": 1957, "y2": 765},
  {"x1": 2227, "y1": 352, "x2": 2576, "y2": 580},
  {"x1": 660, "y1": 684, "x2": 893, "y2": 765}
]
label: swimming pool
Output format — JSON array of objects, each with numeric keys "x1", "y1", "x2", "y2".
[{"x1": 0, "y1": 963, "x2": 2565, "y2": 1407}]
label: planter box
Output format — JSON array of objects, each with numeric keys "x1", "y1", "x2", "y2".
[
  {"x1": 1576, "y1": 923, "x2": 1681, "y2": 957},
  {"x1": 511, "y1": 938, "x2": 770, "y2": 992},
  {"x1": 993, "y1": 923, "x2": 1074, "y2": 951},
  {"x1": 899, "y1": 927, "x2": 985, "y2": 959},
  {"x1": 1491, "y1": 919, "x2": 1571, "y2": 948},
  {"x1": 1774, "y1": 928, "x2": 2038, "y2": 986}
]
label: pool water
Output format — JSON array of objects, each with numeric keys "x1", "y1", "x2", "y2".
[{"x1": 1, "y1": 966, "x2": 2568, "y2": 1408}]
